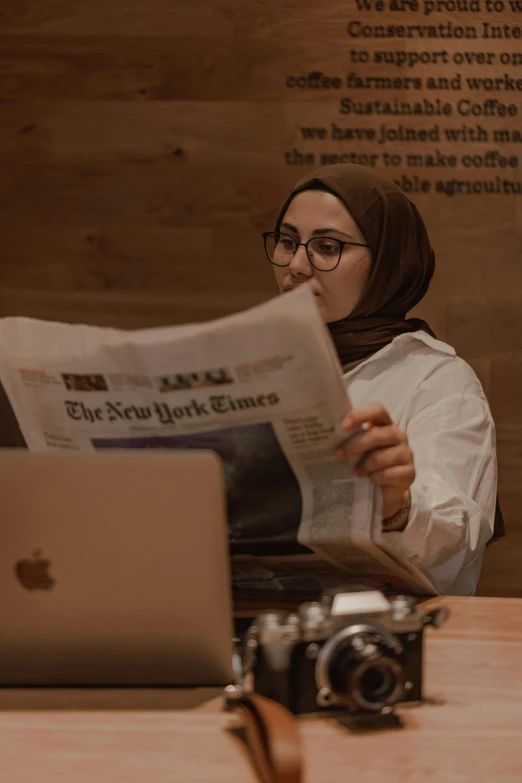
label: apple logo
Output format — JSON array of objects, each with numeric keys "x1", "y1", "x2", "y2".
[{"x1": 15, "y1": 549, "x2": 55, "y2": 591}]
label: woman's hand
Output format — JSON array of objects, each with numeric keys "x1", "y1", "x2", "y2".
[{"x1": 337, "y1": 402, "x2": 415, "y2": 522}]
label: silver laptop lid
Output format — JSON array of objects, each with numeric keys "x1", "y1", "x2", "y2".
[{"x1": 0, "y1": 450, "x2": 234, "y2": 686}]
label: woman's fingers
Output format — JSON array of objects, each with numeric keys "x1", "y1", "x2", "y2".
[
  {"x1": 342, "y1": 402, "x2": 392, "y2": 431},
  {"x1": 360, "y1": 464, "x2": 416, "y2": 488},
  {"x1": 337, "y1": 424, "x2": 407, "y2": 460},
  {"x1": 355, "y1": 444, "x2": 414, "y2": 478},
  {"x1": 338, "y1": 403, "x2": 416, "y2": 507}
]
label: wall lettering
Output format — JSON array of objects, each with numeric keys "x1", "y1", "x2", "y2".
[{"x1": 283, "y1": 0, "x2": 522, "y2": 195}]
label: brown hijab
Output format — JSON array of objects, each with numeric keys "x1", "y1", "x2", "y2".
[
  {"x1": 275, "y1": 163, "x2": 505, "y2": 542},
  {"x1": 275, "y1": 163, "x2": 435, "y2": 365}
]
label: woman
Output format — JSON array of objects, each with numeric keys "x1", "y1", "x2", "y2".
[{"x1": 264, "y1": 163, "x2": 502, "y2": 595}]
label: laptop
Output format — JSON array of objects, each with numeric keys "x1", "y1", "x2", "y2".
[{"x1": 0, "y1": 450, "x2": 235, "y2": 686}]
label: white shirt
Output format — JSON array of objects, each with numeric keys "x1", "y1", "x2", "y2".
[{"x1": 344, "y1": 331, "x2": 497, "y2": 596}]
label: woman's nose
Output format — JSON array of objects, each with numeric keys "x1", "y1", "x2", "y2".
[{"x1": 288, "y1": 245, "x2": 313, "y2": 276}]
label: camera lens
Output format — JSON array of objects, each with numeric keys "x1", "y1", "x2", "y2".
[
  {"x1": 358, "y1": 661, "x2": 397, "y2": 705},
  {"x1": 316, "y1": 628, "x2": 405, "y2": 712}
]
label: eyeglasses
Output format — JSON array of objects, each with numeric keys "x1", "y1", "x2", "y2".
[{"x1": 262, "y1": 231, "x2": 369, "y2": 272}]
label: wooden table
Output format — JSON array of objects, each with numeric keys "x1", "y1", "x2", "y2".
[{"x1": 1, "y1": 597, "x2": 522, "y2": 782}]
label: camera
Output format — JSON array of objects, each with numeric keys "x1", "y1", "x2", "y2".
[{"x1": 241, "y1": 587, "x2": 448, "y2": 715}]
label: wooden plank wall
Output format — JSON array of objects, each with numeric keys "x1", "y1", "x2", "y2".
[{"x1": 0, "y1": 0, "x2": 520, "y2": 594}]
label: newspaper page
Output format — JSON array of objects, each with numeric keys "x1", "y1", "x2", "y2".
[{"x1": 0, "y1": 287, "x2": 436, "y2": 596}]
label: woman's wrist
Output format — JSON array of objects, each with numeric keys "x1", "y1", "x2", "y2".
[{"x1": 382, "y1": 489, "x2": 411, "y2": 532}]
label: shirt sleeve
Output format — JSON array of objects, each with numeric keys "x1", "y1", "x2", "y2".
[{"x1": 381, "y1": 364, "x2": 497, "y2": 596}]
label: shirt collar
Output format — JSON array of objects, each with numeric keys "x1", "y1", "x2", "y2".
[
  {"x1": 343, "y1": 330, "x2": 456, "y2": 375},
  {"x1": 397, "y1": 330, "x2": 456, "y2": 355}
]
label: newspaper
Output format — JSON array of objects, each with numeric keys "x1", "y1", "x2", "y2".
[{"x1": 0, "y1": 286, "x2": 436, "y2": 596}]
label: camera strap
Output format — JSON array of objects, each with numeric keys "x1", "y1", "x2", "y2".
[{"x1": 224, "y1": 688, "x2": 303, "y2": 783}]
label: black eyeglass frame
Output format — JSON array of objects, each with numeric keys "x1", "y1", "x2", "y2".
[{"x1": 262, "y1": 231, "x2": 370, "y2": 272}]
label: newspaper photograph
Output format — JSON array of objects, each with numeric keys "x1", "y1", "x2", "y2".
[{"x1": 0, "y1": 287, "x2": 436, "y2": 596}]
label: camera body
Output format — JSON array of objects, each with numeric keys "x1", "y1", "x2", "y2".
[{"x1": 242, "y1": 588, "x2": 448, "y2": 715}]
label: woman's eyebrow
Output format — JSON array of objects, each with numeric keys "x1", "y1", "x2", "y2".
[
  {"x1": 280, "y1": 222, "x2": 354, "y2": 240},
  {"x1": 312, "y1": 227, "x2": 354, "y2": 239}
]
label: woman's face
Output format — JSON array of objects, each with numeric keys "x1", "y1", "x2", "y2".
[{"x1": 272, "y1": 190, "x2": 372, "y2": 323}]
